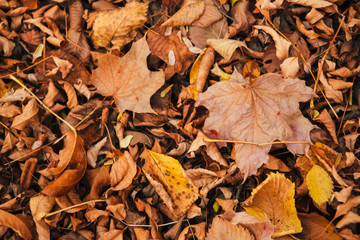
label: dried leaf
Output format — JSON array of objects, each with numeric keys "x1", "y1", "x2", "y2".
[
  {"x1": 110, "y1": 151, "x2": 137, "y2": 191},
  {"x1": 207, "y1": 216, "x2": 255, "y2": 240},
  {"x1": 336, "y1": 211, "x2": 360, "y2": 229},
  {"x1": 242, "y1": 173, "x2": 302, "y2": 237},
  {"x1": 161, "y1": 0, "x2": 205, "y2": 27},
  {"x1": 141, "y1": 149, "x2": 199, "y2": 216},
  {"x1": 306, "y1": 165, "x2": 334, "y2": 205},
  {"x1": 206, "y1": 39, "x2": 248, "y2": 61},
  {"x1": 92, "y1": 37, "x2": 165, "y2": 113},
  {"x1": 298, "y1": 213, "x2": 342, "y2": 240},
  {"x1": 92, "y1": 1, "x2": 147, "y2": 48},
  {"x1": 42, "y1": 132, "x2": 87, "y2": 197},
  {"x1": 280, "y1": 57, "x2": 299, "y2": 78},
  {"x1": 254, "y1": 25, "x2": 291, "y2": 61},
  {"x1": 29, "y1": 194, "x2": 55, "y2": 220},
  {"x1": 196, "y1": 70, "x2": 315, "y2": 177},
  {"x1": 0, "y1": 209, "x2": 33, "y2": 240},
  {"x1": 11, "y1": 98, "x2": 40, "y2": 130}
]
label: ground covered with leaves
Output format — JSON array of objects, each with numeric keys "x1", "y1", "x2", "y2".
[{"x1": 0, "y1": 0, "x2": 360, "y2": 239}]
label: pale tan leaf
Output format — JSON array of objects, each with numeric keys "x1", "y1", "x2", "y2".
[
  {"x1": 280, "y1": 57, "x2": 299, "y2": 78},
  {"x1": 336, "y1": 211, "x2": 360, "y2": 229},
  {"x1": 315, "y1": 109, "x2": 338, "y2": 144},
  {"x1": 334, "y1": 186, "x2": 353, "y2": 203},
  {"x1": 254, "y1": 25, "x2": 291, "y2": 60},
  {"x1": 222, "y1": 211, "x2": 274, "y2": 240},
  {"x1": 11, "y1": 98, "x2": 39, "y2": 130},
  {"x1": 287, "y1": 0, "x2": 334, "y2": 8},
  {"x1": 92, "y1": 37, "x2": 165, "y2": 113},
  {"x1": 30, "y1": 194, "x2": 56, "y2": 220},
  {"x1": 335, "y1": 196, "x2": 360, "y2": 219},
  {"x1": 92, "y1": 1, "x2": 147, "y2": 48},
  {"x1": 196, "y1": 70, "x2": 315, "y2": 177},
  {"x1": 191, "y1": 0, "x2": 222, "y2": 28},
  {"x1": 206, "y1": 39, "x2": 248, "y2": 61},
  {"x1": 207, "y1": 216, "x2": 255, "y2": 240}
]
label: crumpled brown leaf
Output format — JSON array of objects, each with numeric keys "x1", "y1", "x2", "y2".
[
  {"x1": 161, "y1": 0, "x2": 205, "y2": 27},
  {"x1": 92, "y1": 37, "x2": 165, "y2": 113},
  {"x1": 207, "y1": 216, "x2": 255, "y2": 240},
  {"x1": 0, "y1": 209, "x2": 34, "y2": 240},
  {"x1": 196, "y1": 70, "x2": 315, "y2": 177}
]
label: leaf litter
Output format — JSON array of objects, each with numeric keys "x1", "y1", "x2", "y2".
[{"x1": 0, "y1": 0, "x2": 360, "y2": 239}]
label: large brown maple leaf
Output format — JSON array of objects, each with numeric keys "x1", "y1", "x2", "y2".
[
  {"x1": 195, "y1": 70, "x2": 316, "y2": 178},
  {"x1": 92, "y1": 37, "x2": 165, "y2": 113}
]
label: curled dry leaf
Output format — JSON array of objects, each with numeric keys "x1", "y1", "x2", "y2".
[
  {"x1": 42, "y1": 131, "x2": 87, "y2": 197},
  {"x1": 206, "y1": 38, "x2": 248, "y2": 61},
  {"x1": 196, "y1": 70, "x2": 315, "y2": 177},
  {"x1": 141, "y1": 149, "x2": 199, "y2": 217},
  {"x1": 29, "y1": 194, "x2": 56, "y2": 220},
  {"x1": 207, "y1": 216, "x2": 255, "y2": 240},
  {"x1": 92, "y1": 37, "x2": 165, "y2": 113},
  {"x1": 191, "y1": 0, "x2": 222, "y2": 28},
  {"x1": 0, "y1": 209, "x2": 33, "y2": 240},
  {"x1": 92, "y1": 1, "x2": 147, "y2": 48},
  {"x1": 11, "y1": 98, "x2": 40, "y2": 131},
  {"x1": 161, "y1": 0, "x2": 205, "y2": 27},
  {"x1": 336, "y1": 211, "x2": 360, "y2": 229},
  {"x1": 110, "y1": 151, "x2": 137, "y2": 191},
  {"x1": 254, "y1": 25, "x2": 291, "y2": 61},
  {"x1": 242, "y1": 172, "x2": 302, "y2": 237}
]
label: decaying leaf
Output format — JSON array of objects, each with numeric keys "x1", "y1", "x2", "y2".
[
  {"x1": 196, "y1": 70, "x2": 315, "y2": 177},
  {"x1": 92, "y1": 1, "x2": 147, "y2": 48},
  {"x1": 110, "y1": 151, "x2": 137, "y2": 191},
  {"x1": 141, "y1": 149, "x2": 199, "y2": 216},
  {"x1": 161, "y1": 0, "x2": 205, "y2": 27},
  {"x1": 92, "y1": 37, "x2": 165, "y2": 113},
  {"x1": 29, "y1": 194, "x2": 56, "y2": 220},
  {"x1": 207, "y1": 216, "x2": 255, "y2": 240},
  {"x1": 42, "y1": 131, "x2": 87, "y2": 197},
  {"x1": 306, "y1": 164, "x2": 334, "y2": 205},
  {"x1": 298, "y1": 213, "x2": 342, "y2": 240},
  {"x1": 242, "y1": 172, "x2": 302, "y2": 237},
  {"x1": 0, "y1": 209, "x2": 33, "y2": 240},
  {"x1": 11, "y1": 98, "x2": 40, "y2": 130}
]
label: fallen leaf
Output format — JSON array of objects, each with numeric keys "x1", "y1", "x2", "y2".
[
  {"x1": 206, "y1": 38, "x2": 248, "y2": 61},
  {"x1": 336, "y1": 211, "x2": 360, "y2": 229},
  {"x1": 110, "y1": 151, "x2": 137, "y2": 191},
  {"x1": 191, "y1": 0, "x2": 222, "y2": 28},
  {"x1": 141, "y1": 149, "x2": 199, "y2": 216},
  {"x1": 254, "y1": 25, "x2": 291, "y2": 61},
  {"x1": 92, "y1": 1, "x2": 148, "y2": 48},
  {"x1": 0, "y1": 209, "x2": 33, "y2": 240},
  {"x1": 161, "y1": 0, "x2": 205, "y2": 27},
  {"x1": 207, "y1": 216, "x2": 255, "y2": 240},
  {"x1": 196, "y1": 70, "x2": 315, "y2": 177},
  {"x1": 42, "y1": 131, "x2": 87, "y2": 197},
  {"x1": 306, "y1": 164, "x2": 334, "y2": 205},
  {"x1": 314, "y1": 109, "x2": 338, "y2": 144},
  {"x1": 298, "y1": 213, "x2": 342, "y2": 240},
  {"x1": 20, "y1": 158, "x2": 38, "y2": 189},
  {"x1": 11, "y1": 98, "x2": 40, "y2": 130},
  {"x1": 92, "y1": 37, "x2": 165, "y2": 113},
  {"x1": 222, "y1": 211, "x2": 274, "y2": 240},
  {"x1": 242, "y1": 172, "x2": 302, "y2": 237},
  {"x1": 29, "y1": 194, "x2": 56, "y2": 220},
  {"x1": 335, "y1": 196, "x2": 360, "y2": 219},
  {"x1": 280, "y1": 57, "x2": 299, "y2": 78}
]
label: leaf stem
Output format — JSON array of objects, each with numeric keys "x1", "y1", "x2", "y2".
[
  {"x1": 45, "y1": 199, "x2": 106, "y2": 218},
  {"x1": 204, "y1": 138, "x2": 310, "y2": 146}
]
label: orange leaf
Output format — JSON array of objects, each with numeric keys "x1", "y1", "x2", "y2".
[
  {"x1": 42, "y1": 132, "x2": 87, "y2": 197},
  {"x1": 207, "y1": 216, "x2": 255, "y2": 240},
  {"x1": 0, "y1": 209, "x2": 33, "y2": 240},
  {"x1": 161, "y1": 0, "x2": 205, "y2": 27}
]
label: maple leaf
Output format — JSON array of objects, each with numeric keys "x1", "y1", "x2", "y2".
[
  {"x1": 92, "y1": 37, "x2": 165, "y2": 113},
  {"x1": 92, "y1": 1, "x2": 147, "y2": 48},
  {"x1": 195, "y1": 70, "x2": 315, "y2": 177}
]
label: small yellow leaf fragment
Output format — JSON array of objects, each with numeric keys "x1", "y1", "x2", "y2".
[
  {"x1": 32, "y1": 43, "x2": 44, "y2": 62},
  {"x1": 141, "y1": 150, "x2": 199, "y2": 216},
  {"x1": 242, "y1": 172, "x2": 302, "y2": 237},
  {"x1": 306, "y1": 165, "x2": 334, "y2": 205}
]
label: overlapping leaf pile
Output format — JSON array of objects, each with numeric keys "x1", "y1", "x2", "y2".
[{"x1": 0, "y1": 0, "x2": 360, "y2": 239}]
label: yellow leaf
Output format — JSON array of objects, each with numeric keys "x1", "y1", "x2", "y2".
[
  {"x1": 242, "y1": 172, "x2": 302, "y2": 237},
  {"x1": 306, "y1": 165, "x2": 334, "y2": 205},
  {"x1": 187, "y1": 52, "x2": 205, "y2": 99},
  {"x1": 242, "y1": 61, "x2": 260, "y2": 82},
  {"x1": 141, "y1": 149, "x2": 199, "y2": 216},
  {"x1": 211, "y1": 63, "x2": 232, "y2": 81},
  {"x1": 92, "y1": 2, "x2": 147, "y2": 48}
]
